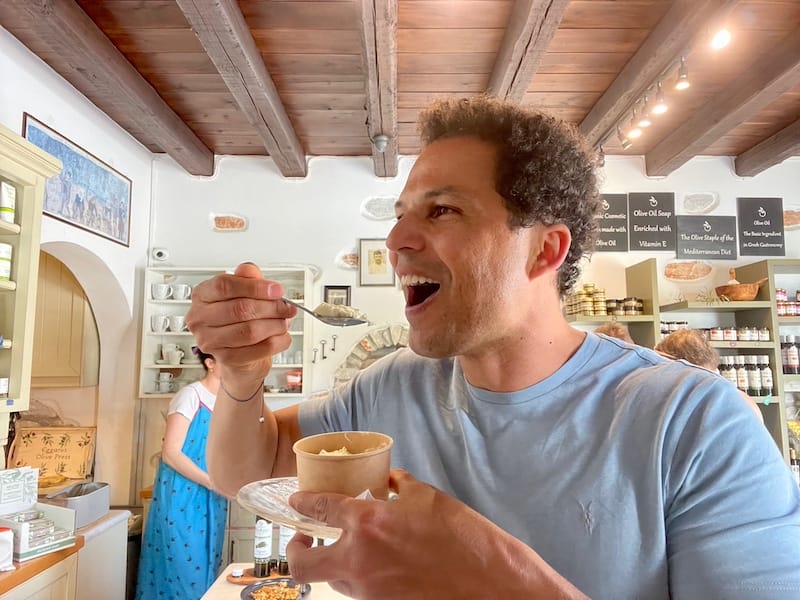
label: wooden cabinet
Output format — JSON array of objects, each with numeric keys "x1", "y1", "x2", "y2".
[
  {"x1": 0, "y1": 124, "x2": 61, "y2": 447},
  {"x1": 139, "y1": 267, "x2": 313, "y2": 400},
  {"x1": 31, "y1": 252, "x2": 93, "y2": 388},
  {"x1": 0, "y1": 553, "x2": 77, "y2": 600}
]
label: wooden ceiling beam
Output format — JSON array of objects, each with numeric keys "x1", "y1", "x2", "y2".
[
  {"x1": 175, "y1": 0, "x2": 306, "y2": 177},
  {"x1": 579, "y1": 0, "x2": 739, "y2": 147},
  {"x1": 487, "y1": 0, "x2": 570, "y2": 102},
  {"x1": 4, "y1": 0, "x2": 213, "y2": 176},
  {"x1": 646, "y1": 27, "x2": 800, "y2": 177},
  {"x1": 358, "y1": 0, "x2": 398, "y2": 177},
  {"x1": 734, "y1": 118, "x2": 800, "y2": 177}
]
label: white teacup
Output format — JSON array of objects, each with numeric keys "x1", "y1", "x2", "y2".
[
  {"x1": 173, "y1": 284, "x2": 192, "y2": 300},
  {"x1": 168, "y1": 315, "x2": 186, "y2": 332},
  {"x1": 157, "y1": 381, "x2": 177, "y2": 393},
  {"x1": 166, "y1": 350, "x2": 184, "y2": 365},
  {"x1": 157, "y1": 372, "x2": 173, "y2": 381},
  {"x1": 161, "y1": 343, "x2": 181, "y2": 359},
  {"x1": 151, "y1": 315, "x2": 169, "y2": 333},
  {"x1": 152, "y1": 283, "x2": 173, "y2": 300}
]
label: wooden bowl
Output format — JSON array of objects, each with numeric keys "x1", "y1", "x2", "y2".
[{"x1": 714, "y1": 268, "x2": 767, "y2": 301}]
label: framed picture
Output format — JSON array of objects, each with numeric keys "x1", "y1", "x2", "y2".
[
  {"x1": 23, "y1": 113, "x2": 132, "y2": 246},
  {"x1": 359, "y1": 238, "x2": 395, "y2": 286},
  {"x1": 324, "y1": 285, "x2": 351, "y2": 306}
]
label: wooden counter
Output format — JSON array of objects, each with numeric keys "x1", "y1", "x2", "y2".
[{"x1": 0, "y1": 536, "x2": 84, "y2": 595}]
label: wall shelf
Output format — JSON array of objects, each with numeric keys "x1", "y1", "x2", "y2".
[{"x1": 660, "y1": 300, "x2": 772, "y2": 313}]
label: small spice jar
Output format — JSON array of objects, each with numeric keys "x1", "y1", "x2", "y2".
[
  {"x1": 776, "y1": 288, "x2": 788, "y2": 302},
  {"x1": 759, "y1": 327, "x2": 770, "y2": 342},
  {"x1": 709, "y1": 327, "x2": 724, "y2": 341},
  {"x1": 723, "y1": 326, "x2": 737, "y2": 341},
  {"x1": 737, "y1": 326, "x2": 751, "y2": 341}
]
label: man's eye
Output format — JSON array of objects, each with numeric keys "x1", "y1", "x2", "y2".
[{"x1": 431, "y1": 206, "x2": 453, "y2": 218}]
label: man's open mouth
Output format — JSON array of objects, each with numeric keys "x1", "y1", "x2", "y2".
[{"x1": 401, "y1": 275, "x2": 440, "y2": 307}]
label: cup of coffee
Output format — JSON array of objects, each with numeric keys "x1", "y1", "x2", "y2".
[
  {"x1": 151, "y1": 315, "x2": 169, "y2": 333},
  {"x1": 173, "y1": 284, "x2": 192, "y2": 300},
  {"x1": 152, "y1": 283, "x2": 173, "y2": 300},
  {"x1": 157, "y1": 380, "x2": 177, "y2": 393},
  {"x1": 157, "y1": 372, "x2": 173, "y2": 381},
  {"x1": 293, "y1": 431, "x2": 393, "y2": 499},
  {"x1": 166, "y1": 350, "x2": 184, "y2": 365},
  {"x1": 168, "y1": 315, "x2": 186, "y2": 332}
]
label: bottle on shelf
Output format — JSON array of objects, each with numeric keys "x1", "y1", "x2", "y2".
[
  {"x1": 719, "y1": 356, "x2": 738, "y2": 387},
  {"x1": 253, "y1": 518, "x2": 271, "y2": 578},
  {"x1": 758, "y1": 355, "x2": 773, "y2": 396},
  {"x1": 790, "y1": 448, "x2": 800, "y2": 487},
  {"x1": 734, "y1": 355, "x2": 748, "y2": 392},
  {"x1": 745, "y1": 355, "x2": 762, "y2": 397},
  {"x1": 785, "y1": 335, "x2": 800, "y2": 375}
]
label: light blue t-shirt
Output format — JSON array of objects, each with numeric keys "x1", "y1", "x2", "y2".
[{"x1": 298, "y1": 333, "x2": 800, "y2": 598}]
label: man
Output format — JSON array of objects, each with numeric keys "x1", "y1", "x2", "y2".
[{"x1": 187, "y1": 97, "x2": 800, "y2": 599}]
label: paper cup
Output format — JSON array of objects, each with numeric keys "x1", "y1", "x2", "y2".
[{"x1": 293, "y1": 431, "x2": 393, "y2": 499}]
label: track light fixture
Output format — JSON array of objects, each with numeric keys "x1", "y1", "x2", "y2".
[
  {"x1": 617, "y1": 126, "x2": 632, "y2": 150},
  {"x1": 675, "y1": 56, "x2": 690, "y2": 91},
  {"x1": 627, "y1": 112, "x2": 643, "y2": 139},
  {"x1": 652, "y1": 82, "x2": 668, "y2": 115},
  {"x1": 638, "y1": 97, "x2": 652, "y2": 128}
]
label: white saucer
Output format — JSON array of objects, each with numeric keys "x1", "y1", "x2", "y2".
[
  {"x1": 181, "y1": 359, "x2": 201, "y2": 365},
  {"x1": 237, "y1": 477, "x2": 341, "y2": 540},
  {"x1": 155, "y1": 359, "x2": 167, "y2": 365}
]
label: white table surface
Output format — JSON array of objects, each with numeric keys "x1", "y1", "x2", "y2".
[{"x1": 202, "y1": 563, "x2": 350, "y2": 600}]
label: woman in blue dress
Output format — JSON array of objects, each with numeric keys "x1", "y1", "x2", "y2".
[{"x1": 136, "y1": 347, "x2": 228, "y2": 599}]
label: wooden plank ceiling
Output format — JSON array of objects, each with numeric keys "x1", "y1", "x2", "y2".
[{"x1": 1, "y1": 0, "x2": 798, "y2": 179}]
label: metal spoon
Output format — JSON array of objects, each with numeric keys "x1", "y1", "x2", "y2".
[{"x1": 281, "y1": 297, "x2": 368, "y2": 327}]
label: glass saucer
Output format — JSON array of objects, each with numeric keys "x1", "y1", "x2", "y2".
[{"x1": 237, "y1": 477, "x2": 342, "y2": 540}]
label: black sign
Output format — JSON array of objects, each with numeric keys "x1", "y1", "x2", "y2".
[
  {"x1": 737, "y1": 197, "x2": 785, "y2": 256},
  {"x1": 628, "y1": 192, "x2": 676, "y2": 251},
  {"x1": 677, "y1": 216, "x2": 737, "y2": 260},
  {"x1": 595, "y1": 194, "x2": 629, "y2": 252}
]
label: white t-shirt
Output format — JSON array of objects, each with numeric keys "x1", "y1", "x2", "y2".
[{"x1": 167, "y1": 380, "x2": 217, "y2": 421}]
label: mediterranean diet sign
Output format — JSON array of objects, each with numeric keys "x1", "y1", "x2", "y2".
[{"x1": 676, "y1": 216, "x2": 737, "y2": 259}]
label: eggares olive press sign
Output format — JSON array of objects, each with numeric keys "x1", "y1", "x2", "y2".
[
  {"x1": 737, "y1": 197, "x2": 785, "y2": 256},
  {"x1": 677, "y1": 216, "x2": 737, "y2": 260},
  {"x1": 628, "y1": 192, "x2": 676, "y2": 251},
  {"x1": 595, "y1": 194, "x2": 629, "y2": 252}
]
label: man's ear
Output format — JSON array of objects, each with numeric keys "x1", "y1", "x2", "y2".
[{"x1": 528, "y1": 223, "x2": 572, "y2": 279}]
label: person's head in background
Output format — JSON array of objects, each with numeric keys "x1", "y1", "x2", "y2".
[
  {"x1": 192, "y1": 346, "x2": 216, "y2": 374},
  {"x1": 595, "y1": 322, "x2": 635, "y2": 344},
  {"x1": 654, "y1": 329, "x2": 718, "y2": 370}
]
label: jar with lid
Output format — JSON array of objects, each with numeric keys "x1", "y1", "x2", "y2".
[
  {"x1": 776, "y1": 288, "x2": 788, "y2": 302},
  {"x1": 723, "y1": 327, "x2": 737, "y2": 342},
  {"x1": 777, "y1": 301, "x2": 788, "y2": 316},
  {"x1": 737, "y1": 326, "x2": 751, "y2": 341},
  {"x1": 709, "y1": 327, "x2": 724, "y2": 341},
  {"x1": 758, "y1": 327, "x2": 770, "y2": 342}
]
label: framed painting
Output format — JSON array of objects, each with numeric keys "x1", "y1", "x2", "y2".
[
  {"x1": 359, "y1": 238, "x2": 395, "y2": 286},
  {"x1": 324, "y1": 285, "x2": 351, "y2": 306},
  {"x1": 23, "y1": 113, "x2": 132, "y2": 246}
]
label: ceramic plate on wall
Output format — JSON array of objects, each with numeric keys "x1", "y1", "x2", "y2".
[
  {"x1": 682, "y1": 192, "x2": 719, "y2": 215},
  {"x1": 663, "y1": 260, "x2": 714, "y2": 283}
]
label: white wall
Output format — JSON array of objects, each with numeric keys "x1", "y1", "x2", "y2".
[{"x1": 1, "y1": 27, "x2": 153, "y2": 505}]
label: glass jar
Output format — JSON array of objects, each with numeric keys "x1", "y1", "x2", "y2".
[
  {"x1": 723, "y1": 327, "x2": 737, "y2": 341},
  {"x1": 759, "y1": 327, "x2": 770, "y2": 342},
  {"x1": 709, "y1": 327, "x2": 724, "y2": 341},
  {"x1": 776, "y1": 288, "x2": 788, "y2": 302},
  {"x1": 737, "y1": 326, "x2": 751, "y2": 341}
]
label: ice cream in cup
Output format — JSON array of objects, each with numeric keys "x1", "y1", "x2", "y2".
[{"x1": 293, "y1": 431, "x2": 393, "y2": 499}]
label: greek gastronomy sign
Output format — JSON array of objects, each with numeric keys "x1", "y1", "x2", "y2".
[
  {"x1": 595, "y1": 194, "x2": 629, "y2": 252},
  {"x1": 677, "y1": 216, "x2": 737, "y2": 259},
  {"x1": 737, "y1": 197, "x2": 785, "y2": 256},
  {"x1": 628, "y1": 192, "x2": 676, "y2": 251}
]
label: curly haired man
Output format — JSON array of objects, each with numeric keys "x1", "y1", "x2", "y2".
[{"x1": 189, "y1": 97, "x2": 800, "y2": 599}]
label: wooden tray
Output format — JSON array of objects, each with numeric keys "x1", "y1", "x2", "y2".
[{"x1": 226, "y1": 567, "x2": 291, "y2": 586}]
